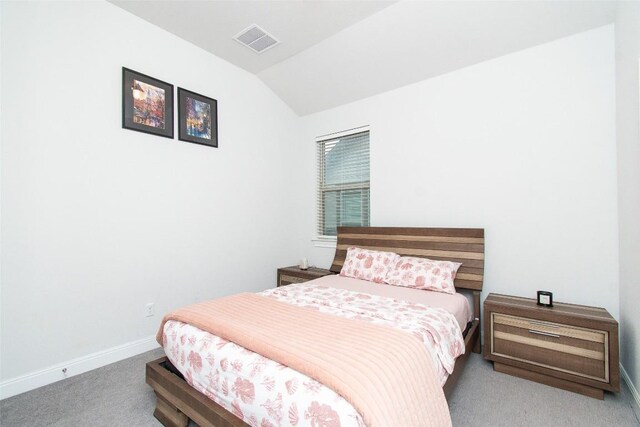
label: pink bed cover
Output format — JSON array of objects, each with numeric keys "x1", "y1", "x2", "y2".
[
  {"x1": 162, "y1": 275, "x2": 470, "y2": 427},
  {"x1": 318, "y1": 275, "x2": 472, "y2": 329}
]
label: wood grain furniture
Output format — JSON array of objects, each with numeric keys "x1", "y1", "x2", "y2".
[
  {"x1": 146, "y1": 226, "x2": 485, "y2": 426},
  {"x1": 277, "y1": 265, "x2": 333, "y2": 287},
  {"x1": 483, "y1": 293, "x2": 619, "y2": 399}
]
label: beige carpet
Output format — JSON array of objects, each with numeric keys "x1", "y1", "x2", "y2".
[
  {"x1": 448, "y1": 353, "x2": 640, "y2": 426},
  {"x1": 1, "y1": 349, "x2": 638, "y2": 426}
]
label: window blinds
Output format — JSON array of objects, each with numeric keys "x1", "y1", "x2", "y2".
[{"x1": 317, "y1": 129, "x2": 370, "y2": 237}]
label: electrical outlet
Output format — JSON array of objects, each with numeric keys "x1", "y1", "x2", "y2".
[{"x1": 145, "y1": 303, "x2": 155, "y2": 317}]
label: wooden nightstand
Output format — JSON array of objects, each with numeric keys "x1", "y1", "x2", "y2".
[
  {"x1": 483, "y1": 293, "x2": 619, "y2": 399},
  {"x1": 276, "y1": 266, "x2": 334, "y2": 287}
]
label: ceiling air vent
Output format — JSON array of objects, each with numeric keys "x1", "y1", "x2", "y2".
[{"x1": 234, "y1": 24, "x2": 280, "y2": 54}]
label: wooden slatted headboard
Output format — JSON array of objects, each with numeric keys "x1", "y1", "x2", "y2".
[{"x1": 330, "y1": 226, "x2": 485, "y2": 292}]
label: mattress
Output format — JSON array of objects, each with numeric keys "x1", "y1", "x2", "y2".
[
  {"x1": 312, "y1": 275, "x2": 472, "y2": 329},
  {"x1": 162, "y1": 275, "x2": 468, "y2": 427}
]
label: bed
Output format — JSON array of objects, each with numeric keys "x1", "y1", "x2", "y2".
[{"x1": 146, "y1": 226, "x2": 484, "y2": 427}]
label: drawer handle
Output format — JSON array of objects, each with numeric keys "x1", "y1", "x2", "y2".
[
  {"x1": 528, "y1": 329, "x2": 560, "y2": 338},
  {"x1": 529, "y1": 320, "x2": 559, "y2": 329}
]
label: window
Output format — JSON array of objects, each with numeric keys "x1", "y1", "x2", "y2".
[{"x1": 317, "y1": 128, "x2": 370, "y2": 238}]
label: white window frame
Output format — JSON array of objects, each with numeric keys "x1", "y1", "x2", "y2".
[{"x1": 314, "y1": 126, "x2": 370, "y2": 247}]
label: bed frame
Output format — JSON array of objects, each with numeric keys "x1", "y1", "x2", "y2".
[{"x1": 146, "y1": 226, "x2": 485, "y2": 427}]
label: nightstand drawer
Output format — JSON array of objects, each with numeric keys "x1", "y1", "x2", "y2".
[
  {"x1": 491, "y1": 313, "x2": 608, "y2": 382},
  {"x1": 279, "y1": 274, "x2": 307, "y2": 286},
  {"x1": 276, "y1": 266, "x2": 334, "y2": 287}
]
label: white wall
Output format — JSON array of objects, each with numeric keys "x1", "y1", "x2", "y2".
[
  {"x1": 0, "y1": 1, "x2": 630, "y2": 402},
  {"x1": 616, "y1": 0, "x2": 640, "y2": 402},
  {"x1": 297, "y1": 26, "x2": 619, "y2": 320},
  {"x1": 0, "y1": 1, "x2": 299, "y2": 385}
]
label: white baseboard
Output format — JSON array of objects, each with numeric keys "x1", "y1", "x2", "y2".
[
  {"x1": 2, "y1": 339, "x2": 638, "y2": 409},
  {"x1": 621, "y1": 363, "x2": 640, "y2": 412},
  {"x1": 0, "y1": 335, "x2": 160, "y2": 400}
]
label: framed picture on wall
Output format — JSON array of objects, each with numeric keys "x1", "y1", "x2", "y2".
[
  {"x1": 122, "y1": 67, "x2": 174, "y2": 139},
  {"x1": 178, "y1": 88, "x2": 218, "y2": 148}
]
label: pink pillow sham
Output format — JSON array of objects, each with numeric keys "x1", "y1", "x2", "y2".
[
  {"x1": 385, "y1": 256, "x2": 461, "y2": 294},
  {"x1": 340, "y1": 247, "x2": 400, "y2": 283}
]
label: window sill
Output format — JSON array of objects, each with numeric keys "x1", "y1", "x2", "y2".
[{"x1": 312, "y1": 237, "x2": 337, "y2": 249}]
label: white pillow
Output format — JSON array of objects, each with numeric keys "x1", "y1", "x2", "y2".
[
  {"x1": 385, "y1": 256, "x2": 461, "y2": 294},
  {"x1": 340, "y1": 247, "x2": 400, "y2": 283}
]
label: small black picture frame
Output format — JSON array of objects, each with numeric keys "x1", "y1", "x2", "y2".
[
  {"x1": 178, "y1": 88, "x2": 218, "y2": 148},
  {"x1": 122, "y1": 67, "x2": 174, "y2": 139},
  {"x1": 537, "y1": 290, "x2": 553, "y2": 307}
]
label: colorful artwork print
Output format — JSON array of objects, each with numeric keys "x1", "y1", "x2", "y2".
[
  {"x1": 178, "y1": 87, "x2": 217, "y2": 147},
  {"x1": 131, "y1": 80, "x2": 166, "y2": 129},
  {"x1": 185, "y1": 97, "x2": 211, "y2": 139},
  {"x1": 122, "y1": 68, "x2": 173, "y2": 138}
]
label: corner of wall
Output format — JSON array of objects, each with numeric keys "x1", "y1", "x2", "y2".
[{"x1": 615, "y1": 0, "x2": 640, "y2": 409}]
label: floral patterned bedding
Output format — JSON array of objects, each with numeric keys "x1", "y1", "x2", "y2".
[{"x1": 163, "y1": 282, "x2": 465, "y2": 427}]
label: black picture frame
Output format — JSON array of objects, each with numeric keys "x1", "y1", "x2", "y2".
[
  {"x1": 178, "y1": 87, "x2": 218, "y2": 148},
  {"x1": 122, "y1": 67, "x2": 174, "y2": 139},
  {"x1": 537, "y1": 290, "x2": 553, "y2": 307}
]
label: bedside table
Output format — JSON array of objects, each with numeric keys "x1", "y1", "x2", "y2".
[
  {"x1": 483, "y1": 293, "x2": 619, "y2": 399},
  {"x1": 276, "y1": 266, "x2": 334, "y2": 287}
]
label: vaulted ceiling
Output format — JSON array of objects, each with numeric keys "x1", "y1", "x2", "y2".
[{"x1": 111, "y1": 1, "x2": 617, "y2": 116}]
